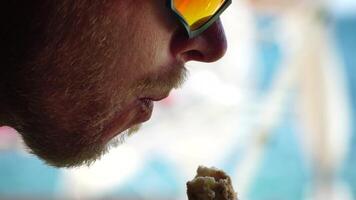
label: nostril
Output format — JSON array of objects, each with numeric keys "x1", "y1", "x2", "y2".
[
  {"x1": 170, "y1": 19, "x2": 227, "y2": 63},
  {"x1": 182, "y1": 50, "x2": 204, "y2": 62}
]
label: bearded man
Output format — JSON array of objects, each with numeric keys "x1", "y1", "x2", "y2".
[{"x1": 0, "y1": 0, "x2": 230, "y2": 167}]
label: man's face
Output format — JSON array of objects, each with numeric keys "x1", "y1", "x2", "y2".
[{"x1": 5, "y1": 0, "x2": 227, "y2": 167}]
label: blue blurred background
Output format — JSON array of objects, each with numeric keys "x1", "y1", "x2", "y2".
[{"x1": 0, "y1": 1, "x2": 355, "y2": 199}]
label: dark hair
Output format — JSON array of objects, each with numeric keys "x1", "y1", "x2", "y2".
[
  {"x1": 0, "y1": 1, "x2": 47, "y2": 126},
  {"x1": 1, "y1": 1, "x2": 47, "y2": 68}
]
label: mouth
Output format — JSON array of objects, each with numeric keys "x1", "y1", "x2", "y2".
[
  {"x1": 101, "y1": 94, "x2": 170, "y2": 143},
  {"x1": 139, "y1": 92, "x2": 170, "y2": 102},
  {"x1": 137, "y1": 98, "x2": 154, "y2": 122},
  {"x1": 137, "y1": 93, "x2": 169, "y2": 120}
]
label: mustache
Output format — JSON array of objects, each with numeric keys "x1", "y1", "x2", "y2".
[{"x1": 134, "y1": 65, "x2": 189, "y2": 95}]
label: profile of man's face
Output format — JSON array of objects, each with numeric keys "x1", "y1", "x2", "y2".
[{"x1": 0, "y1": 0, "x2": 227, "y2": 167}]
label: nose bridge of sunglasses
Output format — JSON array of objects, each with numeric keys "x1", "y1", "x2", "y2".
[
  {"x1": 174, "y1": 0, "x2": 225, "y2": 27},
  {"x1": 168, "y1": 0, "x2": 231, "y2": 38}
]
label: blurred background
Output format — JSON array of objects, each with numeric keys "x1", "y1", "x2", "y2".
[{"x1": 1, "y1": 0, "x2": 356, "y2": 199}]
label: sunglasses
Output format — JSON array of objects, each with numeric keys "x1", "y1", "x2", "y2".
[{"x1": 168, "y1": 0, "x2": 231, "y2": 38}]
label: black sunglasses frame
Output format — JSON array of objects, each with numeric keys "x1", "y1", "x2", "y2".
[{"x1": 167, "y1": 0, "x2": 232, "y2": 38}]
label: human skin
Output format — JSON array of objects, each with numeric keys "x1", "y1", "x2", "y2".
[{"x1": 0, "y1": 0, "x2": 227, "y2": 167}]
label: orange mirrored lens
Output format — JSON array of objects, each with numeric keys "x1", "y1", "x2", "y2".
[{"x1": 173, "y1": 0, "x2": 226, "y2": 30}]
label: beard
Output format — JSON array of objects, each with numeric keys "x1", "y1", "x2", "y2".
[{"x1": 4, "y1": 1, "x2": 187, "y2": 168}]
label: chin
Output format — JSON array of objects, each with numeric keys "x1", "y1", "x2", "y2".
[
  {"x1": 19, "y1": 120, "x2": 142, "y2": 168},
  {"x1": 18, "y1": 124, "x2": 105, "y2": 167}
]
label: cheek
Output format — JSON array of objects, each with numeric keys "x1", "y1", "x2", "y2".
[{"x1": 109, "y1": 0, "x2": 175, "y2": 75}]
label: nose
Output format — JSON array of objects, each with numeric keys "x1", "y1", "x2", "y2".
[{"x1": 170, "y1": 19, "x2": 228, "y2": 63}]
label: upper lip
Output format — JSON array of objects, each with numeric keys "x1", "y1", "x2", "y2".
[{"x1": 140, "y1": 93, "x2": 170, "y2": 102}]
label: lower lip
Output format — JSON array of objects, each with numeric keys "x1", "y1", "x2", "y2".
[
  {"x1": 136, "y1": 98, "x2": 154, "y2": 123},
  {"x1": 101, "y1": 99, "x2": 154, "y2": 143}
]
